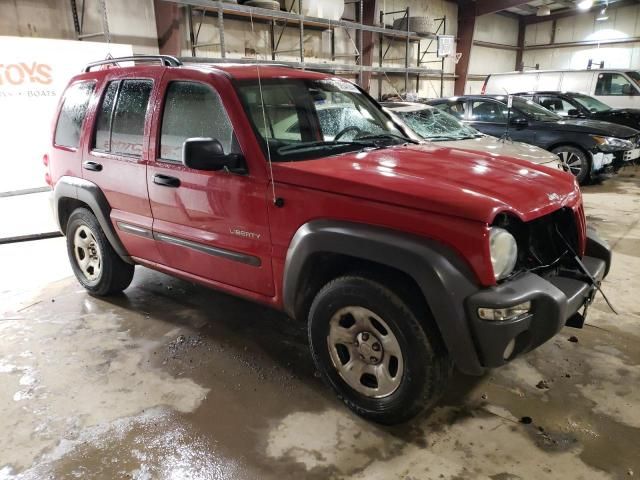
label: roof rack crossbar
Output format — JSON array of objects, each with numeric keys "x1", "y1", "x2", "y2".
[{"x1": 84, "y1": 55, "x2": 182, "y2": 72}]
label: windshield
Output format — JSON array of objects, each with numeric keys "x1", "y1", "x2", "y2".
[
  {"x1": 235, "y1": 79, "x2": 408, "y2": 161},
  {"x1": 572, "y1": 94, "x2": 611, "y2": 113},
  {"x1": 512, "y1": 97, "x2": 562, "y2": 121},
  {"x1": 395, "y1": 107, "x2": 481, "y2": 141}
]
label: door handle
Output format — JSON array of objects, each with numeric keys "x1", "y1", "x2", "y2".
[
  {"x1": 153, "y1": 174, "x2": 181, "y2": 188},
  {"x1": 83, "y1": 161, "x2": 103, "y2": 172}
]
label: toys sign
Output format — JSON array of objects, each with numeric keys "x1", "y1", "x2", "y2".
[{"x1": 0, "y1": 36, "x2": 133, "y2": 192}]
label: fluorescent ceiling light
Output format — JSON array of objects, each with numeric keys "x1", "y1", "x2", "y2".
[{"x1": 577, "y1": 0, "x2": 594, "y2": 10}]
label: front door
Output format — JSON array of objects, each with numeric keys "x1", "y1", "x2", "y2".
[
  {"x1": 594, "y1": 72, "x2": 640, "y2": 109},
  {"x1": 147, "y1": 73, "x2": 274, "y2": 297},
  {"x1": 469, "y1": 99, "x2": 533, "y2": 144}
]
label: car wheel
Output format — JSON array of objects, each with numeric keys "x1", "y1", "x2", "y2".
[
  {"x1": 552, "y1": 146, "x2": 590, "y2": 184},
  {"x1": 308, "y1": 276, "x2": 451, "y2": 424},
  {"x1": 66, "y1": 208, "x2": 134, "y2": 295}
]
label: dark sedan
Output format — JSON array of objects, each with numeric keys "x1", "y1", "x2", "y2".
[
  {"x1": 428, "y1": 95, "x2": 640, "y2": 183},
  {"x1": 515, "y1": 91, "x2": 640, "y2": 131}
]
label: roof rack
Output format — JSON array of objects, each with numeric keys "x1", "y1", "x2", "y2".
[
  {"x1": 84, "y1": 55, "x2": 182, "y2": 72},
  {"x1": 178, "y1": 57, "x2": 291, "y2": 68}
]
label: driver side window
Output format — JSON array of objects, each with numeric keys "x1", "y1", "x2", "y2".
[
  {"x1": 595, "y1": 73, "x2": 636, "y2": 96},
  {"x1": 538, "y1": 96, "x2": 575, "y2": 116},
  {"x1": 160, "y1": 81, "x2": 237, "y2": 162},
  {"x1": 471, "y1": 100, "x2": 507, "y2": 123}
]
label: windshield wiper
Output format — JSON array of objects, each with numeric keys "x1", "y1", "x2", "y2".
[
  {"x1": 355, "y1": 133, "x2": 418, "y2": 145},
  {"x1": 277, "y1": 140, "x2": 362, "y2": 154},
  {"x1": 425, "y1": 135, "x2": 457, "y2": 141}
]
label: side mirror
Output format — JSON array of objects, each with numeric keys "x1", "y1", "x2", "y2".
[
  {"x1": 182, "y1": 138, "x2": 245, "y2": 173},
  {"x1": 510, "y1": 117, "x2": 528, "y2": 127},
  {"x1": 567, "y1": 108, "x2": 581, "y2": 117}
]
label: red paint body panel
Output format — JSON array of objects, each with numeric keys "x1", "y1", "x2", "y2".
[
  {"x1": 146, "y1": 68, "x2": 274, "y2": 296},
  {"x1": 49, "y1": 63, "x2": 587, "y2": 307},
  {"x1": 271, "y1": 145, "x2": 580, "y2": 224},
  {"x1": 79, "y1": 67, "x2": 164, "y2": 263}
]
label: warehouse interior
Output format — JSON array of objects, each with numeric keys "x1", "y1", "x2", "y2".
[{"x1": 1, "y1": 0, "x2": 640, "y2": 478}]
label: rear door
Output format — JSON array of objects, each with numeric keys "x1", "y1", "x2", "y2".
[
  {"x1": 561, "y1": 71, "x2": 594, "y2": 95},
  {"x1": 146, "y1": 70, "x2": 274, "y2": 297},
  {"x1": 82, "y1": 69, "x2": 163, "y2": 263}
]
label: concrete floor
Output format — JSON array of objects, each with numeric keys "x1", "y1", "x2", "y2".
[{"x1": 1, "y1": 170, "x2": 639, "y2": 480}]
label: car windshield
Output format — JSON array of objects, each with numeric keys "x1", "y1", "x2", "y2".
[
  {"x1": 235, "y1": 79, "x2": 410, "y2": 161},
  {"x1": 512, "y1": 97, "x2": 562, "y2": 121},
  {"x1": 395, "y1": 107, "x2": 481, "y2": 141},
  {"x1": 571, "y1": 94, "x2": 611, "y2": 113}
]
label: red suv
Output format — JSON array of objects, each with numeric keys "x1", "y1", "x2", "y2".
[{"x1": 47, "y1": 56, "x2": 611, "y2": 424}]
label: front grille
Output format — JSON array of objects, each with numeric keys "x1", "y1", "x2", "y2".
[{"x1": 493, "y1": 207, "x2": 581, "y2": 275}]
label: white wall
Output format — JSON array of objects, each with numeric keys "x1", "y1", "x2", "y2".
[
  {"x1": 0, "y1": 0, "x2": 159, "y2": 54},
  {"x1": 523, "y1": 4, "x2": 640, "y2": 70},
  {"x1": 463, "y1": 13, "x2": 519, "y2": 94}
]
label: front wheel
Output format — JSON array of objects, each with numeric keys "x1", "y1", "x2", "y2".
[
  {"x1": 552, "y1": 146, "x2": 591, "y2": 184},
  {"x1": 308, "y1": 276, "x2": 451, "y2": 424},
  {"x1": 66, "y1": 208, "x2": 134, "y2": 295}
]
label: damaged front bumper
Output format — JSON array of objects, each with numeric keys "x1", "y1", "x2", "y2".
[{"x1": 464, "y1": 229, "x2": 611, "y2": 368}]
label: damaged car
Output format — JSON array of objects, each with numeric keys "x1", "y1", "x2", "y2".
[{"x1": 428, "y1": 94, "x2": 640, "y2": 184}]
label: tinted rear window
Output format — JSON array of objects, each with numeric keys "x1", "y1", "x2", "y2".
[
  {"x1": 111, "y1": 80, "x2": 153, "y2": 156},
  {"x1": 91, "y1": 79, "x2": 153, "y2": 156},
  {"x1": 54, "y1": 82, "x2": 95, "y2": 148}
]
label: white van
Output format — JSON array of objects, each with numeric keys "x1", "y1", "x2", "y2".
[{"x1": 482, "y1": 69, "x2": 640, "y2": 109}]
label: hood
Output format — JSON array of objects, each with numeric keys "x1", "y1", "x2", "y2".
[
  {"x1": 435, "y1": 136, "x2": 561, "y2": 166},
  {"x1": 272, "y1": 144, "x2": 580, "y2": 224},
  {"x1": 556, "y1": 118, "x2": 638, "y2": 138},
  {"x1": 591, "y1": 109, "x2": 640, "y2": 129}
]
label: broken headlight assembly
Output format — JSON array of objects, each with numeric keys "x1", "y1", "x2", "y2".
[
  {"x1": 489, "y1": 227, "x2": 518, "y2": 281},
  {"x1": 591, "y1": 135, "x2": 634, "y2": 152}
]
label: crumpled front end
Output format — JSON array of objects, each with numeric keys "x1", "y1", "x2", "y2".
[{"x1": 464, "y1": 202, "x2": 611, "y2": 368}]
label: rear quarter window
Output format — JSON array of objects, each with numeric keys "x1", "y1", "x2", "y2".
[{"x1": 54, "y1": 81, "x2": 95, "y2": 148}]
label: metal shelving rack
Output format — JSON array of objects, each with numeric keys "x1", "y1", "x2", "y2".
[{"x1": 165, "y1": 0, "x2": 446, "y2": 99}]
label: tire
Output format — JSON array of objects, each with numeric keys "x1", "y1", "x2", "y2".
[
  {"x1": 551, "y1": 145, "x2": 591, "y2": 184},
  {"x1": 66, "y1": 208, "x2": 134, "y2": 295},
  {"x1": 308, "y1": 276, "x2": 451, "y2": 425}
]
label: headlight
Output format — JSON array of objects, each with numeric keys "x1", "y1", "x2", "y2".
[
  {"x1": 591, "y1": 135, "x2": 634, "y2": 152},
  {"x1": 489, "y1": 227, "x2": 518, "y2": 281}
]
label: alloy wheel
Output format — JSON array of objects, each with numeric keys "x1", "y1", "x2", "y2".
[{"x1": 557, "y1": 150, "x2": 583, "y2": 176}]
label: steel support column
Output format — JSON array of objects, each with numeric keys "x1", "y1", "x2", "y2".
[
  {"x1": 454, "y1": 0, "x2": 474, "y2": 96},
  {"x1": 154, "y1": 0, "x2": 182, "y2": 56},
  {"x1": 515, "y1": 17, "x2": 525, "y2": 70}
]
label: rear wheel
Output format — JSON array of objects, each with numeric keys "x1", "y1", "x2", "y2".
[
  {"x1": 552, "y1": 145, "x2": 590, "y2": 184},
  {"x1": 308, "y1": 276, "x2": 451, "y2": 424},
  {"x1": 66, "y1": 208, "x2": 134, "y2": 295}
]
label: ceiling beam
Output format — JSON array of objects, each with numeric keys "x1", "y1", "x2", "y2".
[{"x1": 475, "y1": 0, "x2": 533, "y2": 16}]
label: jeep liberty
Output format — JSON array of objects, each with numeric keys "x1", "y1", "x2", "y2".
[{"x1": 46, "y1": 56, "x2": 611, "y2": 424}]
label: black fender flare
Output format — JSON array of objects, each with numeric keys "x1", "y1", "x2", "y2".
[
  {"x1": 282, "y1": 220, "x2": 484, "y2": 375},
  {"x1": 53, "y1": 176, "x2": 133, "y2": 264}
]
